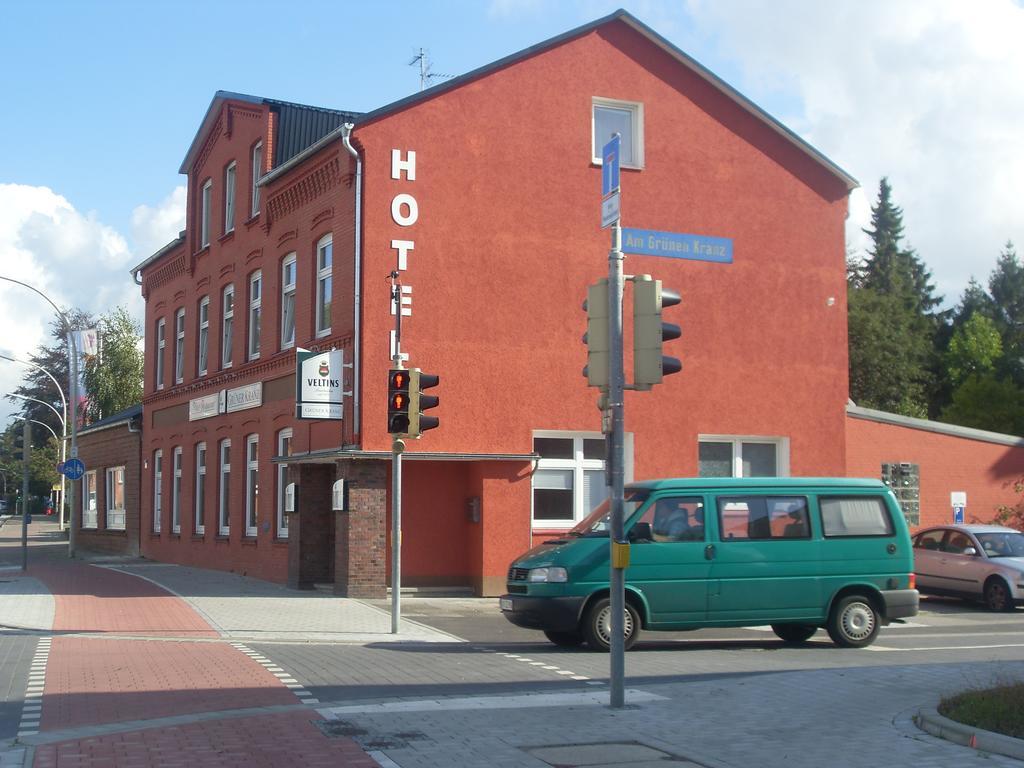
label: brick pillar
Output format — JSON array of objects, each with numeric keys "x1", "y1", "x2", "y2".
[
  {"x1": 286, "y1": 463, "x2": 334, "y2": 590},
  {"x1": 334, "y1": 459, "x2": 387, "y2": 598}
]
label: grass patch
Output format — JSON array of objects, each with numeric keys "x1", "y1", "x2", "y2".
[{"x1": 939, "y1": 683, "x2": 1024, "y2": 739}]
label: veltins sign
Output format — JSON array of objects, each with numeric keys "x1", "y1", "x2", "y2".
[{"x1": 295, "y1": 348, "x2": 344, "y2": 420}]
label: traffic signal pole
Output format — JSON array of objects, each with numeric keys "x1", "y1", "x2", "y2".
[
  {"x1": 607, "y1": 222, "x2": 627, "y2": 708},
  {"x1": 389, "y1": 271, "x2": 404, "y2": 634}
]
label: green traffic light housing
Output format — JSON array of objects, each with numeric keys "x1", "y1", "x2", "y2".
[
  {"x1": 582, "y1": 278, "x2": 610, "y2": 388},
  {"x1": 633, "y1": 275, "x2": 682, "y2": 387},
  {"x1": 409, "y1": 369, "x2": 440, "y2": 437}
]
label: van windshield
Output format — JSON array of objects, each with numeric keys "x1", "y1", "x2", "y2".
[{"x1": 568, "y1": 489, "x2": 650, "y2": 537}]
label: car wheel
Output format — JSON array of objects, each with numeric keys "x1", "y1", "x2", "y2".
[
  {"x1": 771, "y1": 623, "x2": 818, "y2": 643},
  {"x1": 581, "y1": 597, "x2": 639, "y2": 652},
  {"x1": 544, "y1": 630, "x2": 585, "y2": 647},
  {"x1": 826, "y1": 594, "x2": 879, "y2": 648},
  {"x1": 984, "y1": 577, "x2": 1014, "y2": 612}
]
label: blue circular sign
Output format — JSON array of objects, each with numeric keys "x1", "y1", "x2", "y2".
[{"x1": 62, "y1": 458, "x2": 85, "y2": 481}]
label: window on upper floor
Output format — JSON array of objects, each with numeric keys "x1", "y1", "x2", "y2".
[
  {"x1": 201, "y1": 179, "x2": 213, "y2": 248},
  {"x1": 197, "y1": 296, "x2": 210, "y2": 376},
  {"x1": 224, "y1": 162, "x2": 237, "y2": 234},
  {"x1": 248, "y1": 271, "x2": 261, "y2": 361},
  {"x1": 281, "y1": 253, "x2": 296, "y2": 350},
  {"x1": 316, "y1": 235, "x2": 332, "y2": 337},
  {"x1": 222, "y1": 284, "x2": 234, "y2": 369},
  {"x1": 155, "y1": 317, "x2": 166, "y2": 391},
  {"x1": 592, "y1": 98, "x2": 644, "y2": 168},
  {"x1": 174, "y1": 308, "x2": 185, "y2": 384},
  {"x1": 251, "y1": 142, "x2": 263, "y2": 217}
]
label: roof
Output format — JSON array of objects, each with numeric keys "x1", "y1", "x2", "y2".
[
  {"x1": 262, "y1": 9, "x2": 858, "y2": 192},
  {"x1": 178, "y1": 91, "x2": 361, "y2": 175},
  {"x1": 629, "y1": 477, "x2": 887, "y2": 491},
  {"x1": 918, "y1": 524, "x2": 1020, "y2": 534},
  {"x1": 79, "y1": 404, "x2": 142, "y2": 437},
  {"x1": 847, "y1": 404, "x2": 1024, "y2": 448},
  {"x1": 129, "y1": 231, "x2": 185, "y2": 282}
]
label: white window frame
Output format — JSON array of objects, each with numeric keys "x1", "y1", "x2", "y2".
[
  {"x1": 200, "y1": 178, "x2": 212, "y2": 248},
  {"x1": 222, "y1": 284, "x2": 234, "y2": 369},
  {"x1": 697, "y1": 435, "x2": 790, "y2": 478},
  {"x1": 106, "y1": 466, "x2": 126, "y2": 530},
  {"x1": 280, "y1": 253, "x2": 296, "y2": 350},
  {"x1": 245, "y1": 434, "x2": 259, "y2": 537},
  {"x1": 174, "y1": 308, "x2": 185, "y2": 384},
  {"x1": 171, "y1": 446, "x2": 182, "y2": 534},
  {"x1": 155, "y1": 317, "x2": 165, "y2": 390},
  {"x1": 248, "y1": 270, "x2": 261, "y2": 361},
  {"x1": 591, "y1": 97, "x2": 644, "y2": 169},
  {"x1": 251, "y1": 142, "x2": 262, "y2": 217},
  {"x1": 195, "y1": 442, "x2": 207, "y2": 535},
  {"x1": 82, "y1": 470, "x2": 98, "y2": 529},
  {"x1": 224, "y1": 161, "x2": 236, "y2": 234},
  {"x1": 276, "y1": 428, "x2": 292, "y2": 538},
  {"x1": 153, "y1": 450, "x2": 163, "y2": 534},
  {"x1": 315, "y1": 234, "x2": 332, "y2": 337},
  {"x1": 197, "y1": 296, "x2": 210, "y2": 376},
  {"x1": 218, "y1": 439, "x2": 231, "y2": 536},
  {"x1": 530, "y1": 431, "x2": 633, "y2": 528}
]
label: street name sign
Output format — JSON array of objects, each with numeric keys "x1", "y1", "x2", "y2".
[{"x1": 621, "y1": 228, "x2": 733, "y2": 263}]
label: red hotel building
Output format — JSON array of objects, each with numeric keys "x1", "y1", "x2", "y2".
[{"x1": 129, "y1": 10, "x2": 1023, "y2": 597}]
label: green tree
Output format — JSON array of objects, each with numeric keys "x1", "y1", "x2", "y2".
[
  {"x1": 941, "y1": 374, "x2": 1024, "y2": 435},
  {"x1": 944, "y1": 313, "x2": 1002, "y2": 388},
  {"x1": 989, "y1": 241, "x2": 1024, "y2": 383},
  {"x1": 81, "y1": 306, "x2": 144, "y2": 422}
]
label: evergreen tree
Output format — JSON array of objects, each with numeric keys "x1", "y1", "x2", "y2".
[
  {"x1": 82, "y1": 307, "x2": 144, "y2": 422},
  {"x1": 988, "y1": 241, "x2": 1024, "y2": 384}
]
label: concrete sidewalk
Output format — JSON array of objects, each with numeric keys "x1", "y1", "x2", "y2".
[{"x1": 3, "y1": 554, "x2": 1024, "y2": 767}]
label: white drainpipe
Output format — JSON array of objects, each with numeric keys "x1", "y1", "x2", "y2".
[{"x1": 341, "y1": 124, "x2": 363, "y2": 439}]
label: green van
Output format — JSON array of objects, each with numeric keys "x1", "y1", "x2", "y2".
[{"x1": 500, "y1": 477, "x2": 918, "y2": 650}]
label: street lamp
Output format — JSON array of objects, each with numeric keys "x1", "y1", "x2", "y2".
[
  {"x1": 7, "y1": 392, "x2": 67, "y2": 528},
  {"x1": 0, "y1": 354, "x2": 70, "y2": 531},
  {"x1": 0, "y1": 276, "x2": 81, "y2": 557}
]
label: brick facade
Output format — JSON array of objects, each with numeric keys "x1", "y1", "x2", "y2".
[{"x1": 76, "y1": 409, "x2": 142, "y2": 557}]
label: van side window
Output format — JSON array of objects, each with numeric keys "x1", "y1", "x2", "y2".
[
  {"x1": 820, "y1": 496, "x2": 894, "y2": 537},
  {"x1": 637, "y1": 497, "x2": 705, "y2": 542},
  {"x1": 717, "y1": 496, "x2": 810, "y2": 540}
]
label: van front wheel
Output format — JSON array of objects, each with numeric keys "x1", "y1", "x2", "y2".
[
  {"x1": 827, "y1": 595, "x2": 879, "y2": 648},
  {"x1": 771, "y1": 623, "x2": 817, "y2": 643},
  {"x1": 582, "y1": 597, "x2": 639, "y2": 651}
]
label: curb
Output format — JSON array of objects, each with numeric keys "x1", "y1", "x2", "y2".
[{"x1": 915, "y1": 707, "x2": 1024, "y2": 760}]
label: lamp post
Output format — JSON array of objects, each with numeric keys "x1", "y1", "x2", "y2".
[
  {"x1": 0, "y1": 276, "x2": 80, "y2": 557},
  {"x1": 7, "y1": 393, "x2": 66, "y2": 530},
  {"x1": 0, "y1": 354, "x2": 70, "y2": 531}
]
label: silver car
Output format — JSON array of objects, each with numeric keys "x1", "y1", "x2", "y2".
[{"x1": 913, "y1": 524, "x2": 1024, "y2": 611}]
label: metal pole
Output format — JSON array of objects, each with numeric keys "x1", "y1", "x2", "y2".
[
  {"x1": 608, "y1": 221, "x2": 626, "y2": 708},
  {"x1": 8, "y1": 392, "x2": 69, "y2": 534},
  {"x1": 21, "y1": 419, "x2": 30, "y2": 571},
  {"x1": 67, "y1": 330, "x2": 79, "y2": 558},
  {"x1": 391, "y1": 442, "x2": 403, "y2": 633}
]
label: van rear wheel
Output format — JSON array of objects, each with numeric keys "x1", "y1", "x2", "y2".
[
  {"x1": 827, "y1": 594, "x2": 879, "y2": 648},
  {"x1": 771, "y1": 623, "x2": 817, "y2": 643},
  {"x1": 544, "y1": 630, "x2": 585, "y2": 647},
  {"x1": 582, "y1": 597, "x2": 639, "y2": 651}
]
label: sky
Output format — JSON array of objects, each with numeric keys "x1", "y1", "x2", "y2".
[{"x1": 1, "y1": 0, "x2": 1022, "y2": 428}]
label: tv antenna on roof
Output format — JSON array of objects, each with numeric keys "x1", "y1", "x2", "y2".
[{"x1": 408, "y1": 48, "x2": 455, "y2": 92}]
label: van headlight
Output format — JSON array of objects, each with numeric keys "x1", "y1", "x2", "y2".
[{"x1": 528, "y1": 566, "x2": 568, "y2": 583}]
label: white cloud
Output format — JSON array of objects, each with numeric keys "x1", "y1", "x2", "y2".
[
  {"x1": 683, "y1": 0, "x2": 1024, "y2": 305},
  {"x1": 0, "y1": 183, "x2": 184, "y2": 427}
]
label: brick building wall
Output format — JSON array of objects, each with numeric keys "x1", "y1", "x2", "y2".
[{"x1": 76, "y1": 411, "x2": 142, "y2": 557}]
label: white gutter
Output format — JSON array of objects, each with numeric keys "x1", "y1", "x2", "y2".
[{"x1": 341, "y1": 124, "x2": 363, "y2": 439}]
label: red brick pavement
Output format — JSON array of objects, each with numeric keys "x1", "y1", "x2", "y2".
[
  {"x1": 32, "y1": 710, "x2": 379, "y2": 768},
  {"x1": 24, "y1": 561, "x2": 377, "y2": 767}
]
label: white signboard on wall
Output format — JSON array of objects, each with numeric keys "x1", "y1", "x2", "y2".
[
  {"x1": 189, "y1": 392, "x2": 223, "y2": 421},
  {"x1": 296, "y1": 348, "x2": 344, "y2": 420},
  {"x1": 226, "y1": 382, "x2": 262, "y2": 413}
]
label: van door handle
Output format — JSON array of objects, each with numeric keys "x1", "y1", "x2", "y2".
[{"x1": 704, "y1": 544, "x2": 716, "y2": 560}]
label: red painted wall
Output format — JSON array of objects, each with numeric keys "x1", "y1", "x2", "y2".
[{"x1": 846, "y1": 414, "x2": 1024, "y2": 530}]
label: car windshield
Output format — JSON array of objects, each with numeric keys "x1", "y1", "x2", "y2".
[
  {"x1": 568, "y1": 488, "x2": 650, "y2": 537},
  {"x1": 975, "y1": 532, "x2": 1024, "y2": 558}
]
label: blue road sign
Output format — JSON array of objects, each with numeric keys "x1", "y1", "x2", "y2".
[
  {"x1": 61, "y1": 458, "x2": 85, "y2": 481},
  {"x1": 953, "y1": 505, "x2": 965, "y2": 524},
  {"x1": 601, "y1": 134, "x2": 620, "y2": 197},
  {"x1": 621, "y1": 228, "x2": 734, "y2": 263}
]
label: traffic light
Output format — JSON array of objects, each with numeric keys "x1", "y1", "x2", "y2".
[
  {"x1": 409, "y1": 369, "x2": 440, "y2": 437},
  {"x1": 583, "y1": 278, "x2": 609, "y2": 388},
  {"x1": 387, "y1": 368, "x2": 411, "y2": 435},
  {"x1": 633, "y1": 275, "x2": 682, "y2": 387}
]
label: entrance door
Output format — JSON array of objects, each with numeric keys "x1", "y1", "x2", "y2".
[{"x1": 627, "y1": 495, "x2": 710, "y2": 626}]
